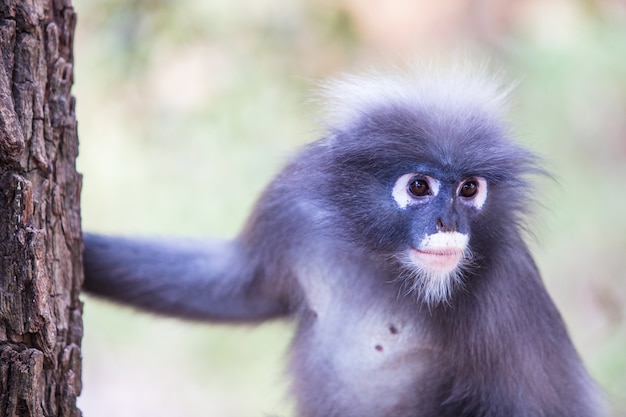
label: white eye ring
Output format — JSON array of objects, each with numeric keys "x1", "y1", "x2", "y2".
[
  {"x1": 456, "y1": 177, "x2": 488, "y2": 209},
  {"x1": 392, "y1": 174, "x2": 440, "y2": 209}
]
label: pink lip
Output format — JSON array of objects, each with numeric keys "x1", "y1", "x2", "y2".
[
  {"x1": 414, "y1": 248, "x2": 463, "y2": 257},
  {"x1": 409, "y1": 247, "x2": 464, "y2": 272}
]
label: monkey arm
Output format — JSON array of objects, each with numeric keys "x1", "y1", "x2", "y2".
[{"x1": 82, "y1": 233, "x2": 291, "y2": 322}]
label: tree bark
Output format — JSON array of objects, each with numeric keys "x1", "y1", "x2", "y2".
[{"x1": 0, "y1": 0, "x2": 82, "y2": 416}]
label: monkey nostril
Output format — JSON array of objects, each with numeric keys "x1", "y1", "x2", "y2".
[{"x1": 436, "y1": 218, "x2": 456, "y2": 233}]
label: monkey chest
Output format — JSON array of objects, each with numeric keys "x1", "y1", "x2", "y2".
[
  {"x1": 293, "y1": 304, "x2": 430, "y2": 416},
  {"x1": 318, "y1": 309, "x2": 426, "y2": 377}
]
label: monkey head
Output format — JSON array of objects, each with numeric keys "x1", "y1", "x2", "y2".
[{"x1": 314, "y1": 69, "x2": 541, "y2": 306}]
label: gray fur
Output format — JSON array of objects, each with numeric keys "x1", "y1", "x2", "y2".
[{"x1": 83, "y1": 65, "x2": 603, "y2": 417}]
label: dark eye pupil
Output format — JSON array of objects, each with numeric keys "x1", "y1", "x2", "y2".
[
  {"x1": 460, "y1": 181, "x2": 478, "y2": 198},
  {"x1": 408, "y1": 179, "x2": 430, "y2": 197}
]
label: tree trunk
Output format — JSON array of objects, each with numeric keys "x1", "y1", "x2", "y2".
[{"x1": 0, "y1": 0, "x2": 82, "y2": 416}]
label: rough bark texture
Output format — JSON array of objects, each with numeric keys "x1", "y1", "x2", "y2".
[{"x1": 0, "y1": 0, "x2": 82, "y2": 416}]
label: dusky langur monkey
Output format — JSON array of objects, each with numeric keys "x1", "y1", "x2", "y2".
[{"x1": 83, "y1": 65, "x2": 603, "y2": 417}]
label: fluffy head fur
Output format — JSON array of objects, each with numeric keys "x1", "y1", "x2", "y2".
[{"x1": 317, "y1": 62, "x2": 513, "y2": 133}]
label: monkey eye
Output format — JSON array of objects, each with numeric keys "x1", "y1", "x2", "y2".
[
  {"x1": 408, "y1": 178, "x2": 431, "y2": 197},
  {"x1": 459, "y1": 179, "x2": 478, "y2": 198},
  {"x1": 392, "y1": 173, "x2": 439, "y2": 208}
]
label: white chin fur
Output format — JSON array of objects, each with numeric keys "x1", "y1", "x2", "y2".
[{"x1": 398, "y1": 232, "x2": 471, "y2": 306}]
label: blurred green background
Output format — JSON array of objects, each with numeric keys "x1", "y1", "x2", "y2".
[{"x1": 74, "y1": 0, "x2": 626, "y2": 416}]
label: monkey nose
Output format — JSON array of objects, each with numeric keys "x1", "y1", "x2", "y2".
[{"x1": 436, "y1": 218, "x2": 457, "y2": 233}]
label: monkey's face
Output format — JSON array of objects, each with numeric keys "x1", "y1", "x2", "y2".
[
  {"x1": 320, "y1": 105, "x2": 537, "y2": 306},
  {"x1": 389, "y1": 171, "x2": 489, "y2": 305}
]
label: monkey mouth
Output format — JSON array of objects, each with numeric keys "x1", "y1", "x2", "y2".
[{"x1": 409, "y1": 248, "x2": 464, "y2": 274}]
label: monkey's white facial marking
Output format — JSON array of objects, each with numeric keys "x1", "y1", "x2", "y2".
[
  {"x1": 392, "y1": 174, "x2": 440, "y2": 208},
  {"x1": 399, "y1": 232, "x2": 471, "y2": 306}
]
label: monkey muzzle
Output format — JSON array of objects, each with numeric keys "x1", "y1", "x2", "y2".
[{"x1": 409, "y1": 232, "x2": 469, "y2": 275}]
